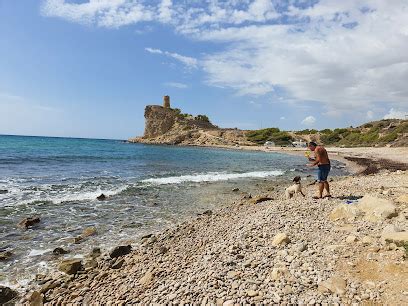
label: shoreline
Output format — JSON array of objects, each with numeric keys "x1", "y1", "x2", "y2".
[{"x1": 20, "y1": 169, "x2": 408, "y2": 305}]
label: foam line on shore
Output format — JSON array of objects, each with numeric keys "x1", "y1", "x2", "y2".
[{"x1": 142, "y1": 170, "x2": 284, "y2": 185}]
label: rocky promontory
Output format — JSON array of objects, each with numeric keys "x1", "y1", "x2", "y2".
[{"x1": 128, "y1": 96, "x2": 254, "y2": 147}]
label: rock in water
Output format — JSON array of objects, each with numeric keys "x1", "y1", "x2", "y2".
[
  {"x1": 0, "y1": 190, "x2": 8, "y2": 194},
  {"x1": 52, "y1": 247, "x2": 69, "y2": 255},
  {"x1": 0, "y1": 250, "x2": 13, "y2": 261},
  {"x1": 58, "y1": 259, "x2": 82, "y2": 275},
  {"x1": 0, "y1": 286, "x2": 18, "y2": 304},
  {"x1": 109, "y1": 245, "x2": 132, "y2": 258},
  {"x1": 81, "y1": 227, "x2": 97, "y2": 238},
  {"x1": 18, "y1": 217, "x2": 40, "y2": 229},
  {"x1": 97, "y1": 194, "x2": 107, "y2": 201}
]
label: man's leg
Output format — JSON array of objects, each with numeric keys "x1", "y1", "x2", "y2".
[
  {"x1": 324, "y1": 181, "x2": 330, "y2": 196},
  {"x1": 318, "y1": 182, "x2": 324, "y2": 198}
]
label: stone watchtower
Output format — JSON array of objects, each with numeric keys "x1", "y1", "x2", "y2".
[{"x1": 163, "y1": 95, "x2": 170, "y2": 108}]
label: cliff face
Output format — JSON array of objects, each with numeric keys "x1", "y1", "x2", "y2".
[
  {"x1": 129, "y1": 105, "x2": 254, "y2": 147},
  {"x1": 143, "y1": 106, "x2": 177, "y2": 138}
]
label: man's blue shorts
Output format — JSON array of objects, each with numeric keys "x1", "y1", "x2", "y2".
[{"x1": 317, "y1": 164, "x2": 331, "y2": 182}]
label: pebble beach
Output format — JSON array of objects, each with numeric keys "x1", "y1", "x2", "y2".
[{"x1": 17, "y1": 152, "x2": 408, "y2": 305}]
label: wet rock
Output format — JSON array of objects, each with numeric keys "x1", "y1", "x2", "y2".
[
  {"x1": 18, "y1": 217, "x2": 40, "y2": 229},
  {"x1": 111, "y1": 258, "x2": 125, "y2": 269},
  {"x1": 58, "y1": 259, "x2": 82, "y2": 275},
  {"x1": 0, "y1": 250, "x2": 13, "y2": 261},
  {"x1": 81, "y1": 227, "x2": 97, "y2": 238},
  {"x1": 26, "y1": 291, "x2": 44, "y2": 306},
  {"x1": 52, "y1": 247, "x2": 69, "y2": 255},
  {"x1": 0, "y1": 190, "x2": 8, "y2": 194},
  {"x1": 318, "y1": 276, "x2": 347, "y2": 295},
  {"x1": 272, "y1": 233, "x2": 290, "y2": 246},
  {"x1": 90, "y1": 247, "x2": 101, "y2": 258},
  {"x1": 141, "y1": 234, "x2": 153, "y2": 240},
  {"x1": 109, "y1": 245, "x2": 132, "y2": 258},
  {"x1": 25, "y1": 291, "x2": 43, "y2": 306},
  {"x1": 198, "y1": 210, "x2": 213, "y2": 216},
  {"x1": 0, "y1": 286, "x2": 18, "y2": 304},
  {"x1": 97, "y1": 194, "x2": 107, "y2": 201},
  {"x1": 232, "y1": 188, "x2": 240, "y2": 192}
]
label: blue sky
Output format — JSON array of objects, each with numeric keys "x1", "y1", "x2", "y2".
[{"x1": 1, "y1": 0, "x2": 407, "y2": 139}]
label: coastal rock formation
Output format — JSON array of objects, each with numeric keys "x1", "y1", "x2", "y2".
[
  {"x1": 18, "y1": 217, "x2": 40, "y2": 229},
  {"x1": 129, "y1": 96, "x2": 254, "y2": 147}
]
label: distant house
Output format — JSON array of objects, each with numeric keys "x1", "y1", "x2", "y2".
[
  {"x1": 264, "y1": 141, "x2": 276, "y2": 147},
  {"x1": 292, "y1": 140, "x2": 307, "y2": 147}
]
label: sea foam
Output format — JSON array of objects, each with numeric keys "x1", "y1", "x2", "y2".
[{"x1": 142, "y1": 170, "x2": 284, "y2": 185}]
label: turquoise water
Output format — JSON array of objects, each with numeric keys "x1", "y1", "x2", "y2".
[{"x1": 0, "y1": 135, "x2": 347, "y2": 288}]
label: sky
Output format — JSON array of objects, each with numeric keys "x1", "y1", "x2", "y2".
[{"x1": 0, "y1": 0, "x2": 407, "y2": 139}]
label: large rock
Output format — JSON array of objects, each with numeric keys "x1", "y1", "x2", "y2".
[
  {"x1": 25, "y1": 291, "x2": 43, "y2": 306},
  {"x1": 357, "y1": 195, "x2": 397, "y2": 222},
  {"x1": 58, "y1": 259, "x2": 82, "y2": 275},
  {"x1": 381, "y1": 232, "x2": 408, "y2": 246},
  {"x1": 0, "y1": 286, "x2": 18, "y2": 304},
  {"x1": 329, "y1": 204, "x2": 360, "y2": 222},
  {"x1": 272, "y1": 233, "x2": 290, "y2": 246},
  {"x1": 81, "y1": 227, "x2": 97, "y2": 238},
  {"x1": 0, "y1": 250, "x2": 13, "y2": 261},
  {"x1": 109, "y1": 245, "x2": 132, "y2": 258},
  {"x1": 318, "y1": 276, "x2": 347, "y2": 295},
  {"x1": 18, "y1": 217, "x2": 40, "y2": 229}
]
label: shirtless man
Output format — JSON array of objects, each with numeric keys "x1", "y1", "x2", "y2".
[{"x1": 307, "y1": 142, "x2": 331, "y2": 199}]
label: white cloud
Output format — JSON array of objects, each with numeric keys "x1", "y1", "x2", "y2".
[
  {"x1": 383, "y1": 108, "x2": 408, "y2": 120},
  {"x1": 366, "y1": 110, "x2": 374, "y2": 120},
  {"x1": 42, "y1": 1, "x2": 408, "y2": 116},
  {"x1": 164, "y1": 82, "x2": 188, "y2": 89},
  {"x1": 145, "y1": 47, "x2": 198, "y2": 69},
  {"x1": 280, "y1": 116, "x2": 285, "y2": 120},
  {"x1": 301, "y1": 116, "x2": 316, "y2": 126}
]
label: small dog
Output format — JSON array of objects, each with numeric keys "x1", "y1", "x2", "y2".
[{"x1": 285, "y1": 176, "x2": 305, "y2": 199}]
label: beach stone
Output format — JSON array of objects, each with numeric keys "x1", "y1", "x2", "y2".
[
  {"x1": 26, "y1": 290, "x2": 43, "y2": 306},
  {"x1": 0, "y1": 286, "x2": 18, "y2": 304},
  {"x1": 97, "y1": 194, "x2": 106, "y2": 201},
  {"x1": 346, "y1": 235, "x2": 358, "y2": 244},
  {"x1": 270, "y1": 267, "x2": 289, "y2": 281},
  {"x1": 0, "y1": 250, "x2": 13, "y2": 261},
  {"x1": 223, "y1": 300, "x2": 234, "y2": 306},
  {"x1": 318, "y1": 276, "x2": 347, "y2": 295},
  {"x1": 358, "y1": 195, "x2": 397, "y2": 222},
  {"x1": 381, "y1": 232, "x2": 408, "y2": 246},
  {"x1": 247, "y1": 289, "x2": 258, "y2": 297},
  {"x1": 0, "y1": 190, "x2": 7, "y2": 194},
  {"x1": 109, "y1": 245, "x2": 131, "y2": 258},
  {"x1": 18, "y1": 217, "x2": 40, "y2": 229},
  {"x1": 272, "y1": 233, "x2": 290, "y2": 246},
  {"x1": 90, "y1": 247, "x2": 101, "y2": 258},
  {"x1": 232, "y1": 188, "x2": 239, "y2": 192},
  {"x1": 362, "y1": 236, "x2": 374, "y2": 245},
  {"x1": 53, "y1": 247, "x2": 69, "y2": 255},
  {"x1": 251, "y1": 196, "x2": 273, "y2": 204},
  {"x1": 329, "y1": 204, "x2": 359, "y2": 222},
  {"x1": 382, "y1": 224, "x2": 400, "y2": 235},
  {"x1": 395, "y1": 194, "x2": 408, "y2": 204},
  {"x1": 139, "y1": 271, "x2": 154, "y2": 285},
  {"x1": 227, "y1": 271, "x2": 240, "y2": 279},
  {"x1": 58, "y1": 259, "x2": 82, "y2": 275}
]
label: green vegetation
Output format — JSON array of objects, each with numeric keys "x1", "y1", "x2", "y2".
[
  {"x1": 195, "y1": 114, "x2": 210, "y2": 123},
  {"x1": 246, "y1": 128, "x2": 294, "y2": 145},
  {"x1": 295, "y1": 129, "x2": 318, "y2": 135}
]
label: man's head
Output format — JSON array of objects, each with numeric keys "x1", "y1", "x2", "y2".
[{"x1": 308, "y1": 141, "x2": 317, "y2": 151}]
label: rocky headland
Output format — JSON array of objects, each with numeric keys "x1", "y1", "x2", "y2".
[
  {"x1": 14, "y1": 169, "x2": 408, "y2": 305},
  {"x1": 128, "y1": 96, "x2": 253, "y2": 147}
]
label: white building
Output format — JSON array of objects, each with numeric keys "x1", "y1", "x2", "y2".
[
  {"x1": 264, "y1": 141, "x2": 276, "y2": 147},
  {"x1": 292, "y1": 140, "x2": 307, "y2": 147}
]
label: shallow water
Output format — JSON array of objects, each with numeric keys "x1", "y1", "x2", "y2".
[{"x1": 0, "y1": 135, "x2": 348, "y2": 288}]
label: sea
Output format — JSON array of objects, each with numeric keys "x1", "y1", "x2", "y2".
[{"x1": 0, "y1": 135, "x2": 348, "y2": 288}]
